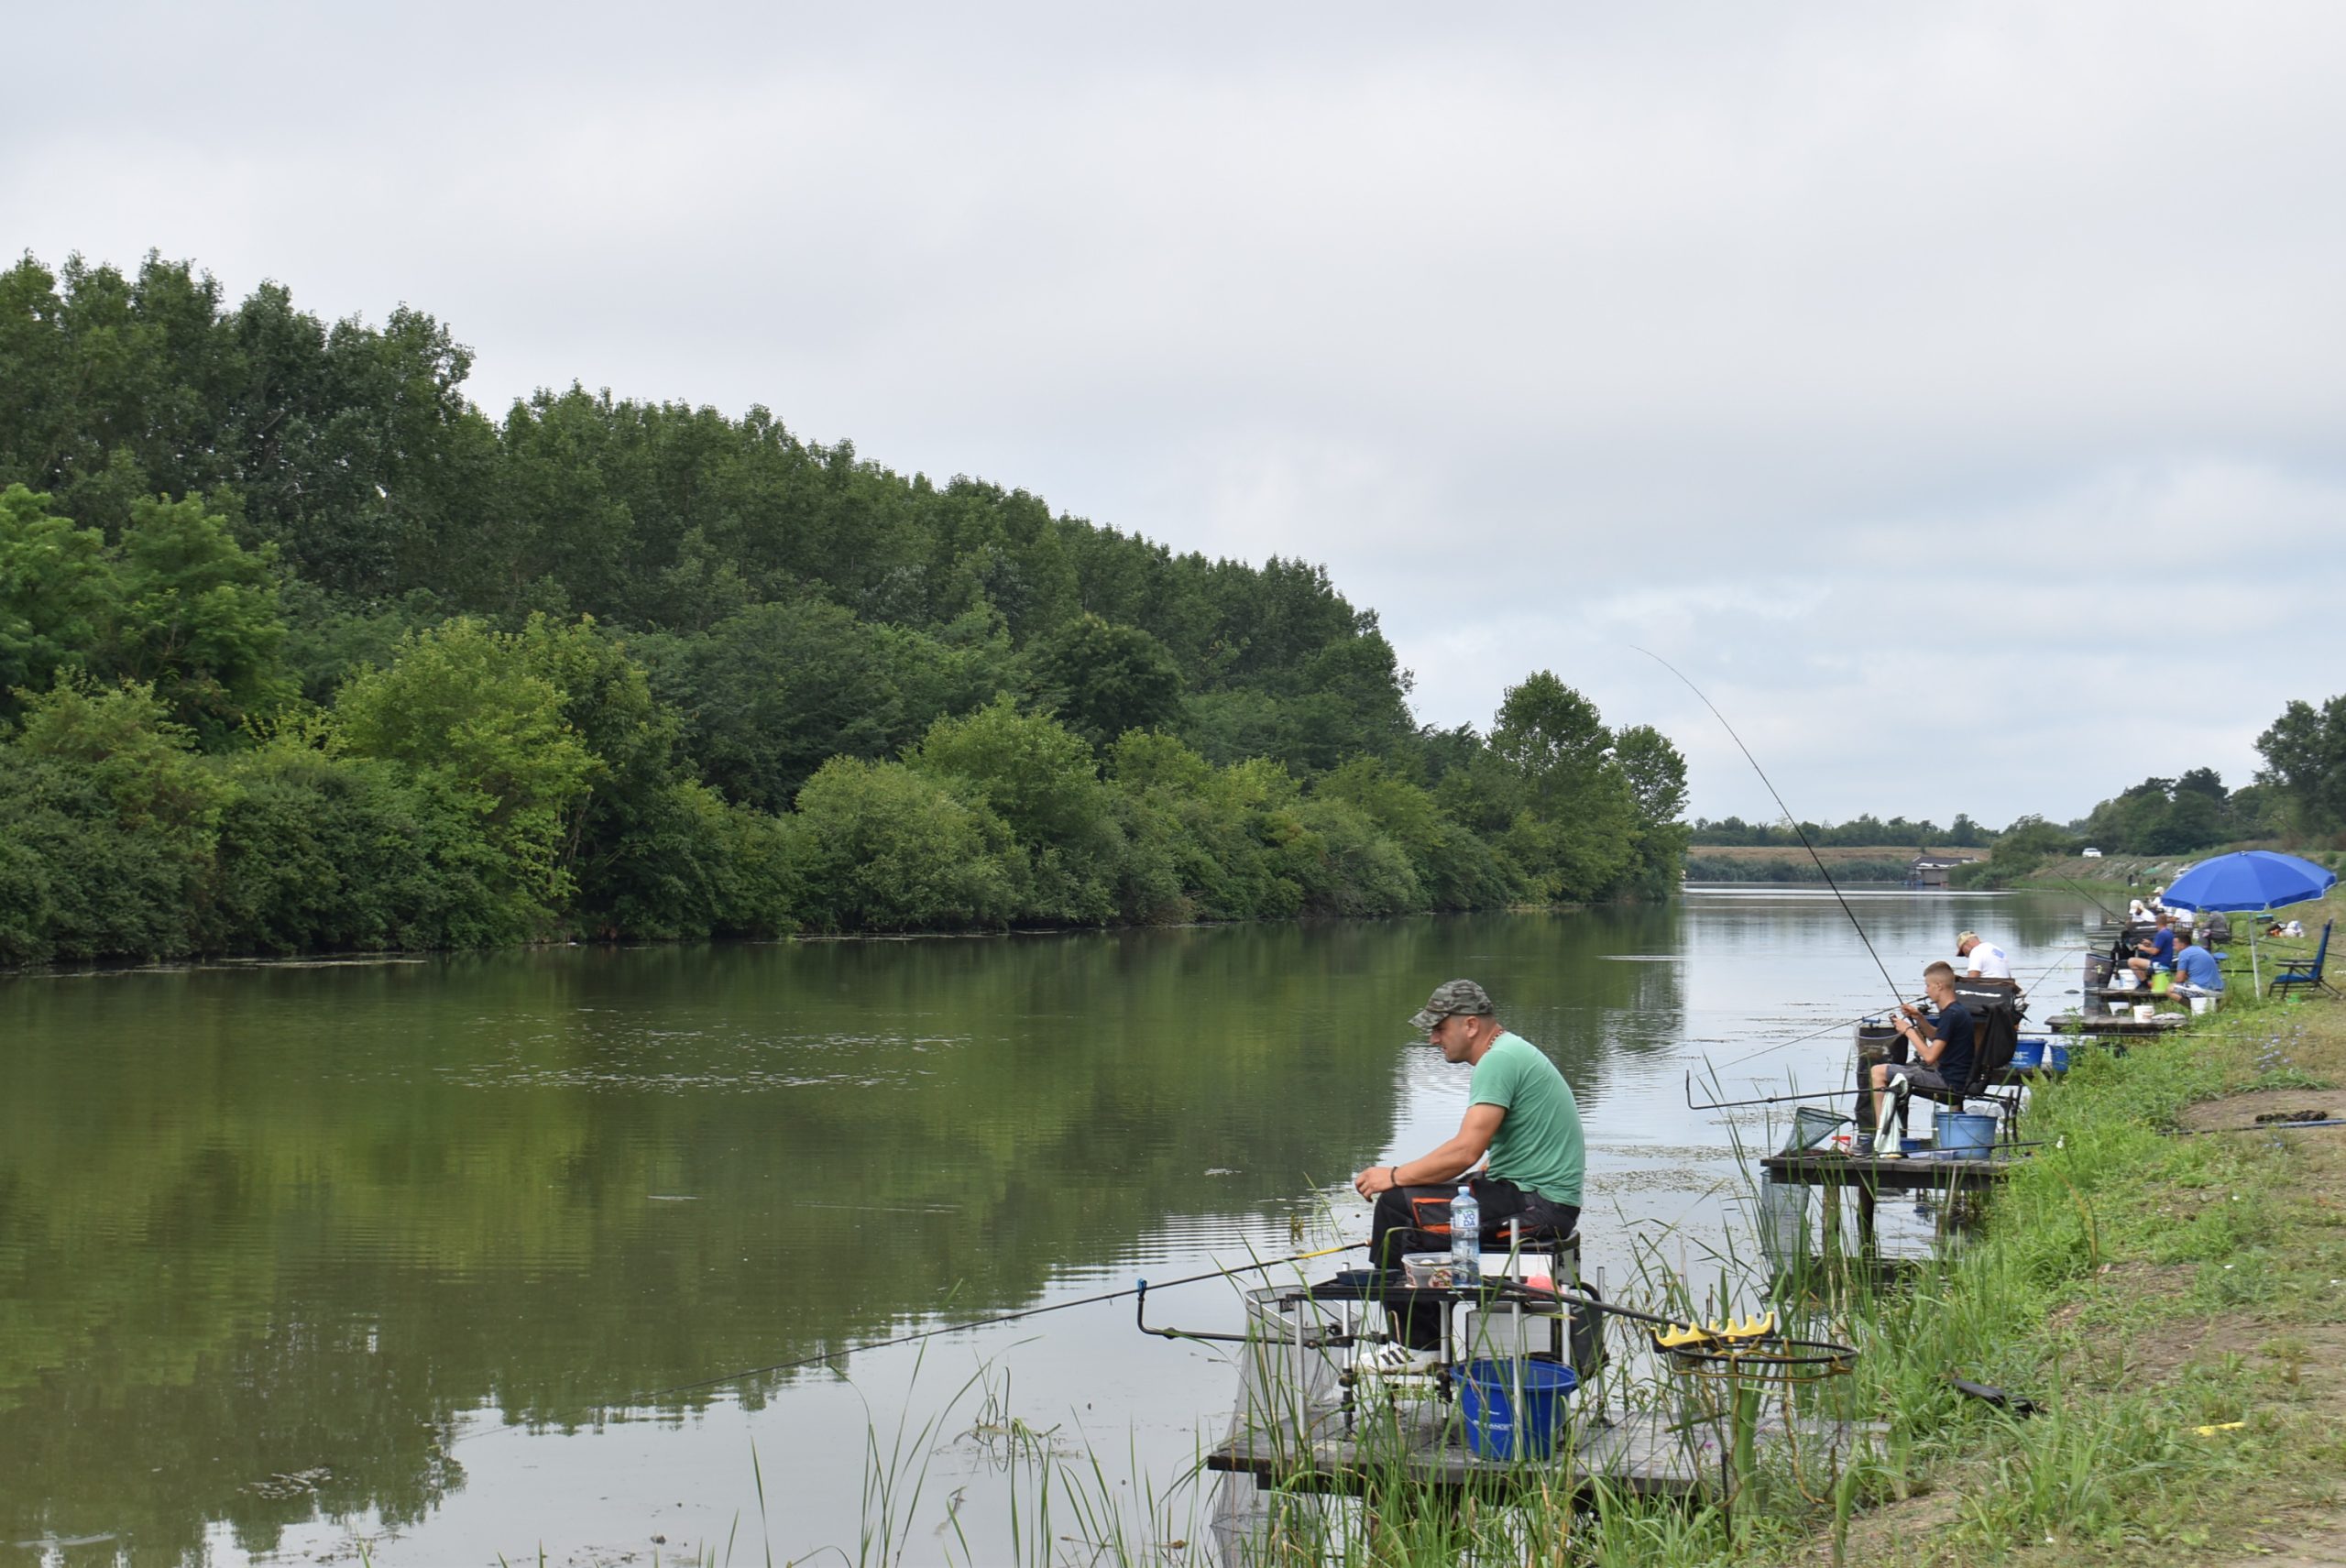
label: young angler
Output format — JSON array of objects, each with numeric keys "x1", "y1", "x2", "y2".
[{"x1": 1862, "y1": 960, "x2": 1976, "y2": 1158}]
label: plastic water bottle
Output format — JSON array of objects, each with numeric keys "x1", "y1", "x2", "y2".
[{"x1": 1449, "y1": 1185, "x2": 1480, "y2": 1287}]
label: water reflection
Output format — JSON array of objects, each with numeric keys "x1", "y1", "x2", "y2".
[{"x1": 0, "y1": 894, "x2": 2089, "y2": 1562}]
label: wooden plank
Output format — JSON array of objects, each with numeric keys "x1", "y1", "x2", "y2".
[
  {"x1": 1760, "y1": 1151, "x2": 2010, "y2": 1191},
  {"x1": 1207, "y1": 1404, "x2": 1870, "y2": 1501},
  {"x1": 2045, "y1": 1012, "x2": 2191, "y2": 1036},
  {"x1": 1210, "y1": 1409, "x2": 1695, "y2": 1497}
]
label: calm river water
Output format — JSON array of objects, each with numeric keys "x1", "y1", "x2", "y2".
[{"x1": 1, "y1": 890, "x2": 2095, "y2": 1565}]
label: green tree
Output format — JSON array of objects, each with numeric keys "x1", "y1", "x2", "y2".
[
  {"x1": 0, "y1": 678, "x2": 233, "y2": 960},
  {"x1": 0, "y1": 486, "x2": 115, "y2": 718},
  {"x1": 1025, "y1": 612, "x2": 1182, "y2": 750},
  {"x1": 1610, "y1": 722, "x2": 1692, "y2": 894},
  {"x1": 335, "y1": 620, "x2": 595, "y2": 932},
  {"x1": 2255, "y1": 696, "x2": 2346, "y2": 838},
  {"x1": 651, "y1": 599, "x2": 904, "y2": 812},
  {"x1": 1314, "y1": 758, "x2": 1517, "y2": 910},
  {"x1": 787, "y1": 758, "x2": 1016, "y2": 931},
  {"x1": 207, "y1": 737, "x2": 474, "y2": 953},
  {"x1": 106, "y1": 492, "x2": 291, "y2": 743},
  {"x1": 1483, "y1": 672, "x2": 1638, "y2": 900},
  {"x1": 913, "y1": 698, "x2": 1119, "y2": 922}
]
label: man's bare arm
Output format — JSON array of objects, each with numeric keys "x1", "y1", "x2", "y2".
[{"x1": 1354, "y1": 1104, "x2": 1506, "y2": 1197}]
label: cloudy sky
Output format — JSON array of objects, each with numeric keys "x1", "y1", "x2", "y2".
[{"x1": 10, "y1": 2, "x2": 2344, "y2": 828}]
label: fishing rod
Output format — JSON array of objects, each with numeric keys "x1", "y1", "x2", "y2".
[
  {"x1": 2046, "y1": 869, "x2": 2122, "y2": 922},
  {"x1": 628, "y1": 1241, "x2": 1368, "y2": 1403},
  {"x1": 1684, "y1": 1073, "x2": 1859, "y2": 1113},
  {"x1": 2169, "y1": 1117, "x2": 2346, "y2": 1138},
  {"x1": 1703, "y1": 941, "x2": 2088, "y2": 1078},
  {"x1": 1138, "y1": 1268, "x2": 1853, "y2": 1356},
  {"x1": 1634, "y1": 647, "x2": 1906, "y2": 1011}
]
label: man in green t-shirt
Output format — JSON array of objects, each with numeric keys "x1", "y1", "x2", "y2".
[{"x1": 1352, "y1": 979, "x2": 1585, "y2": 1348}]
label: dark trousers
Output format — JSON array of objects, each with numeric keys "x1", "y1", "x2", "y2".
[{"x1": 1370, "y1": 1176, "x2": 1580, "y2": 1349}]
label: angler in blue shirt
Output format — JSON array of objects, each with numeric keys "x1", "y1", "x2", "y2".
[
  {"x1": 2128, "y1": 914, "x2": 2177, "y2": 986},
  {"x1": 2171, "y1": 931, "x2": 2224, "y2": 996}
]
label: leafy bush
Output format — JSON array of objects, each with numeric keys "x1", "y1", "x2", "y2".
[{"x1": 787, "y1": 759, "x2": 1018, "y2": 931}]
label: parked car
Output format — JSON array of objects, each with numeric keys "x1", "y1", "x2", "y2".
[{"x1": 2081, "y1": 848, "x2": 2103, "y2": 858}]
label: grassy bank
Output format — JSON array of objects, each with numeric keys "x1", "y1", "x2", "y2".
[
  {"x1": 1639, "y1": 914, "x2": 2346, "y2": 1567},
  {"x1": 2005, "y1": 847, "x2": 2346, "y2": 899},
  {"x1": 1764, "y1": 937, "x2": 2346, "y2": 1566}
]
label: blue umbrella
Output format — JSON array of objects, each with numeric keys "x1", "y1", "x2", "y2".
[{"x1": 2160, "y1": 850, "x2": 2338, "y2": 991}]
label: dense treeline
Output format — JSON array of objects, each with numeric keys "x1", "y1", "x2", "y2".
[
  {"x1": 2074, "y1": 768, "x2": 2279, "y2": 857},
  {"x1": 0, "y1": 251, "x2": 1690, "y2": 964},
  {"x1": 1689, "y1": 813, "x2": 1990, "y2": 848},
  {"x1": 1946, "y1": 705, "x2": 2333, "y2": 887},
  {"x1": 1680, "y1": 854, "x2": 1913, "y2": 883}
]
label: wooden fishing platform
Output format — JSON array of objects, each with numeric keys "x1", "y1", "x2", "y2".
[
  {"x1": 2046, "y1": 1011, "x2": 2192, "y2": 1036},
  {"x1": 1760, "y1": 1150, "x2": 2011, "y2": 1193},
  {"x1": 2083, "y1": 985, "x2": 2191, "y2": 1004},
  {"x1": 1207, "y1": 1399, "x2": 1864, "y2": 1501},
  {"x1": 1760, "y1": 1149, "x2": 2012, "y2": 1249}
]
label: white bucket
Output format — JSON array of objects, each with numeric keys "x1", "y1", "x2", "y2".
[
  {"x1": 2133, "y1": 1003, "x2": 2155, "y2": 1022},
  {"x1": 2108, "y1": 1001, "x2": 2131, "y2": 1015},
  {"x1": 2190, "y1": 994, "x2": 2217, "y2": 1015},
  {"x1": 2115, "y1": 971, "x2": 2140, "y2": 991}
]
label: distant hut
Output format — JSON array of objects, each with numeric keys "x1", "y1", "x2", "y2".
[{"x1": 1907, "y1": 852, "x2": 1987, "y2": 890}]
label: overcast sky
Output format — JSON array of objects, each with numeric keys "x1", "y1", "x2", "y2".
[{"x1": 9, "y1": 2, "x2": 2344, "y2": 828}]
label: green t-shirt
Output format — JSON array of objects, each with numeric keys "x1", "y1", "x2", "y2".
[{"x1": 1470, "y1": 1031, "x2": 1584, "y2": 1207}]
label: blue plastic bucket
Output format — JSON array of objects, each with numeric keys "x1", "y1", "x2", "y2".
[
  {"x1": 1937, "y1": 1111, "x2": 1998, "y2": 1160},
  {"x1": 1459, "y1": 1358, "x2": 1577, "y2": 1459},
  {"x1": 2011, "y1": 1038, "x2": 2045, "y2": 1070},
  {"x1": 2048, "y1": 1044, "x2": 2070, "y2": 1071}
]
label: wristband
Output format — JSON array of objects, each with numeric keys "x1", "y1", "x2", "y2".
[{"x1": 1390, "y1": 1166, "x2": 1401, "y2": 1188}]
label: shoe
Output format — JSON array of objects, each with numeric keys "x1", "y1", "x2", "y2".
[
  {"x1": 1354, "y1": 1341, "x2": 1441, "y2": 1376},
  {"x1": 1876, "y1": 1144, "x2": 1905, "y2": 1160},
  {"x1": 1852, "y1": 1136, "x2": 1875, "y2": 1158}
]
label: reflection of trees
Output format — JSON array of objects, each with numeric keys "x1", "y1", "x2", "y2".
[{"x1": 0, "y1": 914, "x2": 1683, "y2": 1558}]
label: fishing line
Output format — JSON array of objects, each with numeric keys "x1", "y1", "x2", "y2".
[
  {"x1": 624, "y1": 1241, "x2": 1369, "y2": 1405},
  {"x1": 422, "y1": 1241, "x2": 1371, "y2": 1455},
  {"x1": 1701, "y1": 943, "x2": 2088, "y2": 1077},
  {"x1": 1634, "y1": 646, "x2": 1905, "y2": 1009},
  {"x1": 2045, "y1": 868, "x2": 2122, "y2": 921}
]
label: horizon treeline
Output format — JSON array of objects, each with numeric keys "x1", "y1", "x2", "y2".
[
  {"x1": 0, "y1": 250, "x2": 1690, "y2": 965},
  {"x1": 1689, "y1": 812, "x2": 1997, "y2": 849}
]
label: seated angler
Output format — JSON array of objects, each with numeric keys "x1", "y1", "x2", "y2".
[
  {"x1": 2170, "y1": 929, "x2": 2225, "y2": 1002},
  {"x1": 1860, "y1": 961, "x2": 1976, "y2": 1158},
  {"x1": 1352, "y1": 980, "x2": 1584, "y2": 1359},
  {"x1": 1957, "y1": 929, "x2": 2012, "y2": 980},
  {"x1": 2129, "y1": 913, "x2": 2177, "y2": 986}
]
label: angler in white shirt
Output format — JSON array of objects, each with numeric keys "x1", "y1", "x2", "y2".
[{"x1": 1957, "y1": 931, "x2": 2012, "y2": 980}]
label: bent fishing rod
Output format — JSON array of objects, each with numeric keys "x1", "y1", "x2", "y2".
[
  {"x1": 1632, "y1": 647, "x2": 1907, "y2": 1013},
  {"x1": 1689, "y1": 943, "x2": 2092, "y2": 1113}
]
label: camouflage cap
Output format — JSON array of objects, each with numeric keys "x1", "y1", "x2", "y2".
[{"x1": 1409, "y1": 979, "x2": 1496, "y2": 1032}]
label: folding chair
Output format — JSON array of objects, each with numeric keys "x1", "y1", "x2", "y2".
[{"x1": 2271, "y1": 920, "x2": 2339, "y2": 1000}]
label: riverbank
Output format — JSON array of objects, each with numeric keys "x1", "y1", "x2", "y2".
[
  {"x1": 1753, "y1": 912, "x2": 2346, "y2": 1566},
  {"x1": 1684, "y1": 843, "x2": 1949, "y2": 883},
  {"x1": 1130, "y1": 913, "x2": 2346, "y2": 1567},
  {"x1": 2013, "y1": 847, "x2": 2346, "y2": 899}
]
